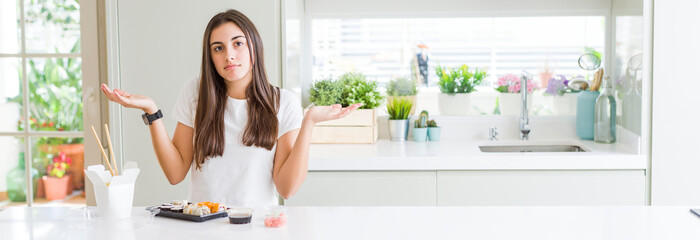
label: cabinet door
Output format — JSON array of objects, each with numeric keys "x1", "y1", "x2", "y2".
[
  {"x1": 437, "y1": 170, "x2": 645, "y2": 206},
  {"x1": 284, "y1": 171, "x2": 436, "y2": 206}
]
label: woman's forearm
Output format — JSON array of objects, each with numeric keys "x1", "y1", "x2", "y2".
[
  {"x1": 275, "y1": 117, "x2": 314, "y2": 198},
  {"x1": 146, "y1": 110, "x2": 189, "y2": 185}
]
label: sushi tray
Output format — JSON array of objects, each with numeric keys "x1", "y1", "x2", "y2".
[{"x1": 147, "y1": 200, "x2": 228, "y2": 222}]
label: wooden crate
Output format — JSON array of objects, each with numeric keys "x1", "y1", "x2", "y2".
[{"x1": 305, "y1": 108, "x2": 378, "y2": 144}]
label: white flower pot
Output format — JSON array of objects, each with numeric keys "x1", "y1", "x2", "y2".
[
  {"x1": 499, "y1": 93, "x2": 532, "y2": 116},
  {"x1": 553, "y1": 93, "x2": 578, "y2": 116},
  {"x1": 438, "y1": 93, "x2": 471, "y2": 116}
]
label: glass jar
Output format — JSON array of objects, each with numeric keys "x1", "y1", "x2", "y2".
[
  {"x1": 6, "y1": 152, "x2": 40, "y2": 202},
  {"x1": 594, "y1": 76, "x2": 617, "y2": 143}
]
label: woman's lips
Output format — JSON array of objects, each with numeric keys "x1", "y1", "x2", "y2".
[{"x1": 224, "y1": 64, "x2": 240, "y2": 70}]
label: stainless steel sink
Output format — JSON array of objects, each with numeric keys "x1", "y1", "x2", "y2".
[{"x1": 479, "y1": 144, "x2": 588, "y2": 153}]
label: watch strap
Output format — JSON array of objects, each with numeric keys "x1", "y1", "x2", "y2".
[{"x1": 142, "y1": 109, "x2": 163, "y2": 125}]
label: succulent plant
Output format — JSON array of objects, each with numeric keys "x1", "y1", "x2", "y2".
[
  {"x1": 414, "y1": 110, "x2": 429, "y2": 128},
  {"x1": 427, "y1": 120, "x2": 438, "y2": 128}
]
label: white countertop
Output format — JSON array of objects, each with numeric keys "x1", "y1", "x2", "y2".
[
  {"x1": 308, "y1": 139, "x2": 645, "y2": 171},
  {"x1": 3, "y1": 206, "x2": 699, "y2": 240}
]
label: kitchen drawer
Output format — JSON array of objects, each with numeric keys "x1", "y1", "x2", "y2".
[
  {"x1": 437, "y1": 170, "x2": 646, "y2": 206},
  {"x1": 284, "y1": 171, "x2": 436, "y2": 206}
]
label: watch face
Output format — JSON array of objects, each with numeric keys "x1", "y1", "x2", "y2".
[{"x1": 142, "y1": 114, "x2": 150, "y2": 125}]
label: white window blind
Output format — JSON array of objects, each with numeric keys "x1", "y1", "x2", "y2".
[{"x1": 311, "y1": 16, "x2": 605, "y2": 87}]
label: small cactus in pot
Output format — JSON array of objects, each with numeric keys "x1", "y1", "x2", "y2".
[
  {"x1": 427, "y1": 119, "x2": 441, "y2": 141},
  {"x1": 412, "y1": 110, "x2": 429, "y2": 141}
]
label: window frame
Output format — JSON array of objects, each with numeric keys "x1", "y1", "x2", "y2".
[{"x1": 0, "y1": 0, "x2": 102, "y2": 206}]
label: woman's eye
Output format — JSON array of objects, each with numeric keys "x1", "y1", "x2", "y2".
[
  {"x1": 213, "y1": 46, "x2": 223, "y2": 51},
  {"x1": 234, "y1": 41, "x2": 244, "y2": 47}
]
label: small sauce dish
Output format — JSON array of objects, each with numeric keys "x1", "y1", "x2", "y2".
[{"x1": 227, "y1": 208, "x2": 253, "y2": 224}]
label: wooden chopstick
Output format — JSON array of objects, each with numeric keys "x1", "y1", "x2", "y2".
[
  {"x1": 91, "y1": 125, "x2": 115, "y2": 176},
  {"x1": 104, "y1": 124, "x2": 119, "y2": 175}
]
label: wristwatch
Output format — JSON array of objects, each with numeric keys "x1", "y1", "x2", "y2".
[{"x1": 142, "y1": 109, "x2": 163, "y2": 125}]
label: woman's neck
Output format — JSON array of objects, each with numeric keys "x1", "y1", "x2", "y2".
[{"x1": 226, "y1": 73, "x2": 252, "y2": 100}]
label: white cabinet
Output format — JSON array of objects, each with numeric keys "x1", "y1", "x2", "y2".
[
  {"x1": 284, "y1": 170, "x2": 646, "y2": 206},
  {"x1": 284, "y1": 171, "x2": 437, "y2": 206},
  {"x1": 437, "y1": 170, "x2": 646, "y2": 206}
]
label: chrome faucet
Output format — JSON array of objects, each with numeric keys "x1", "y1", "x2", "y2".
[{"x1": 519, "y1": 72, "x2": 530, "y2": 140}]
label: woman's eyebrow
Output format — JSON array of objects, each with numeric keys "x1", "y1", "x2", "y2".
[{"x1": 210, "y1": 35, "x2": 245, "y2": 47}]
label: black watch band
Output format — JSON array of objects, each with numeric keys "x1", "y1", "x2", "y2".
[{"x1": 142, "y1": 109, "x2": 163, "y2": 125}]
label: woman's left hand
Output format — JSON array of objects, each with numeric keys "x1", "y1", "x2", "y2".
[{"x1": 304, "y1": 103, "x2": 362, "y2": 124}]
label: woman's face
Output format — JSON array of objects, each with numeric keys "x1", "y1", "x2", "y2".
[{"x1": 209, "y1": 22, "x2": 252, "y2": 84}]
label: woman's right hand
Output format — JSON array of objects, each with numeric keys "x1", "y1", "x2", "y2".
[{"x1": 101, "y1": 84, "x2": 158, "y2": 113}]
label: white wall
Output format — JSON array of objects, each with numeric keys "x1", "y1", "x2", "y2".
[
  {"x1": 306, "y1": 0, "x2": 611, "y2": 16},
  {"x1": 651, "y1": 0, "x2": 700, "y2": 204},
  {"x1": 114, "y1": 0, "x2": 280, "y2": 205}
]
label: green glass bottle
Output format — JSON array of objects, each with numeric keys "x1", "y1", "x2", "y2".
[{"x1": 6, "y1": 152, "x2": 40, "y2": 202}]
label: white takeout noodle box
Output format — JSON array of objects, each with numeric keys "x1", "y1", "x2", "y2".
[{"x1": 84, "y1": 161, "x2": 140, "y2": 219}]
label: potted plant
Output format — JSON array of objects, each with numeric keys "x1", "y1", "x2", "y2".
[
  {"x1": 436, "y1": 64, "x2": 486, "y2": 115},
  {"x1": 386, "y1": 97, "x2": 413, "y2": 141},
  {"x1": 309, "y1": 78, "x2": 342, "y2": 106},
  {"x1": 427, "y1": 119, "x2": 441, "y2": 141},
  {"x1": 307, "y1": 72, "x2": 384, "y2": 143},
  {"x1": 412, "y1": 111, "x2": 429, "y2": 142},
  {"x1": 386, "y1": 76, "x2": 418, "y2": 115},
  {"x1": 42, "y1": 152, "x2": 72, "y2": 200},
  {"x1": 545, "y1": 75, "x2": 577, "y2": 116},
  {"x1": 495, "y1": 73, "x2": 536, "y2": 116}
]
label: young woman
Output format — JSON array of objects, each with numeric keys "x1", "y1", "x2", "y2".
[{"x1": 100, "y1": 9, "x2": 360, "y2": 206}]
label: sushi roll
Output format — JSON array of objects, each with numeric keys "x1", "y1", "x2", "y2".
[
  {"x1": 170, "y1": 206, "x2": 183, "y2": 213},
  {"x1": 183, "y1": 204, "x2": 197, "y2": 215}
]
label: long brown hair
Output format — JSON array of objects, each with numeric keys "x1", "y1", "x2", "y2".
[{"x1": 193, "y1": 9, "x2": 280, "y2": 170}]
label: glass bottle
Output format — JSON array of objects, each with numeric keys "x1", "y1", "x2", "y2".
[
  {"x1": 621, "y1": 75, "x2": 642, "y2": 136},
  {"x1": 6, "y1": 152, "x2": 40, "y2": 202},
  {"x1": 594, "y1": 76, "x2": 617, "y2": 143}
]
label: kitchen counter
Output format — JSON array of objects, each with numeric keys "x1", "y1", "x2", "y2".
[
  {"x1": 308, "y1": 139, "x2": 645, "y2": 171},
  {"x1": 2, "y1": 206, "x2": 699, "y2": 239}
]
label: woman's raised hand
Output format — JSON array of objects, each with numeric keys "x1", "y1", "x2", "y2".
[
  {"x1": 304, "y1": 103, "x2": 362, "y2": 124},
  {"x1": 101, "y1": 84, "x2": 158, "y2": 113}
]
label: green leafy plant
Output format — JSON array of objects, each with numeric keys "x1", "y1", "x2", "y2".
[
  {"x1": 386, "y1": 77, "x2": 418, "y2": 97},
  {"x1": 436, "y1": 64, "x2": 487, "y2": 94},
  {"x1": 338, "y1": 72, "x2": 383, "y2": 109},
  {"x1": 9, "y1": 42, "x2": 83, "y2": 145},
  {"x1": 309, "y1": 78, "x2": 343, "y2": 106},
  {"x1": 386, "y1": 97, "x2": 413, "y2": 120},
  {"x1": 7, "y1": 0, "x2": 83, "y2": 145},
  {"x1": 414, "y1": 110, "x2": 429, "y2": 128}
]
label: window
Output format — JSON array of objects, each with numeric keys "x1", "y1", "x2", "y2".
[
  {"x1": 0, "y1": 0, "x2": 85, "y2": 207},
  {"x1": 309, "y1": 16, "x2": 605, "y2": 115}
]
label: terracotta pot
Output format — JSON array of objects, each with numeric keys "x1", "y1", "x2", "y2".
[
  {"x1": 42, "y1": 176, "x2": 71, "y2": 201},
  {"x1": 57, "y1": 143, "x2": 84, "y2": 190},
  {"x1": 40, "y1": 143, "x2": 85, "y2": 191},
  {"x1": 36, "y1": 177, "x2": 45, "y2": 198}
]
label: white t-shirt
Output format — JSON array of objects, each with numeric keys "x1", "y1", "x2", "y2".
[{"x1": 171, "y1": 77, "x2": 303, "y2": 207}]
